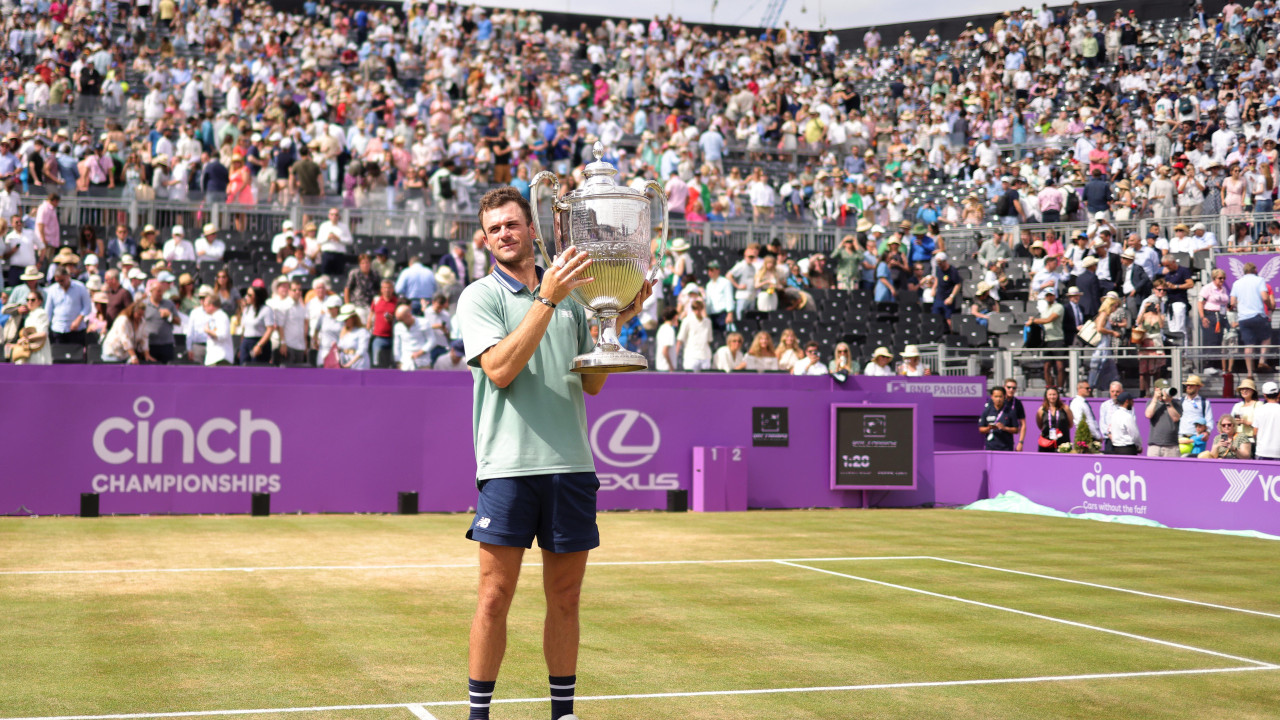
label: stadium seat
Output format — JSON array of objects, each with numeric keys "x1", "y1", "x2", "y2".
[
  {"x1": 986, "y1": 312, "x2": 1015, "y2": 335},
  {"x1": 50, "y1": 344, "x2": 86, "y2": 364}
]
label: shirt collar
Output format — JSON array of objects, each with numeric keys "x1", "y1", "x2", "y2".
[{"x1": 492, "y1": 264, "x2": 543, "y2": 293}]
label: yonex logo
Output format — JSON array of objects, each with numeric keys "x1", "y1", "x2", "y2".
[
  {"x1": 1220, "y1": 469, "x2": 1258, "y2": 503},
  {"x1": 590, "y1": 410, "x2": 661, "y2": 467}
]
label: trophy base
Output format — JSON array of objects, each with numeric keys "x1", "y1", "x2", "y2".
[{"x1": 571, "y1": 348, "x2": 648, "y2": 374}]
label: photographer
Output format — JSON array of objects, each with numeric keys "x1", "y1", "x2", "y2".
[
  {"x1": 1143, "y1": 378, "x2": 1183, "y2": 457},
  {"x1": 979, "y1": 386, "x2": 1019, "y2": 451}
]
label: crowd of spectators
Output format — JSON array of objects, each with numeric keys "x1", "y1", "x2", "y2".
[
  {"x1": 4, "y1": 0, "x2": 1280, "y2": 382},
  {"x1": 978, "y1": 374, "x2": 1280, "y2": 459}
]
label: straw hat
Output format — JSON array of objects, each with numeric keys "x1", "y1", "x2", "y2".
[
  {"x1": 872, "y1": 346, "x2": 893, "y2": 359},
  {"x1": 1239, "y1": 378, "x2": 1257, "y2": 394},
  {"x1": 856, "y1": 217, "x2": 873, "y2": 232},
  {"x1": 19, "y1": 267, "x2": 43, "y2": 282},
  {"x1": 53, "y1": 247, "x2": 81, "y2": 265},
  {"x1": 203, "y1": 223, "x2": 217, "y2": 236},
  {"x1": 976, "y1": 280, "x2": 993, "y2": 296},
  {"x1": 670, "y1": 238, "x2": 690, "y2": 253},
  {"x1": 336, "y1": 303, "x2": 359, "y2": 322},
  {"x1": 1184, "y1": 374, "x2": 1204, "y2": 387},
  {"x1": 901, "y1": 345, "x2": 921, "y2": 358}
]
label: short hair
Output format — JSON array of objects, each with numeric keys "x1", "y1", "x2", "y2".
[
  {"x1": 477, "y1": 186, "x2": 533, "y2": 228},
  {"x1": 1244, "y1": 262, "x2": 1258, "y2": 274},
  {"x1": 432, "y1": 293, "x2": 449, "y2": 304},
  {"x1": 662, "y1": 307, "x2": 679, "y2": 321},
  {"x1": 805, "y1": 341, "x2": 820, "y2": 350},
  {"x1": 358, "y1": 253, "x2": 372, "y2": 262},
  {"x1": 1004, "y1": 378, "x2": 1018, "y2": 387},
  {"x1": 990, "y1": 386, "x2": 1005, "y2": 396}
]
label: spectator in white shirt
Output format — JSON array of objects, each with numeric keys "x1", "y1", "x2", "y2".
[
  {"x1": 268, "y1": 278, "x2": 309, "y2": 365},
  {"x1": 317, "y1": 207, "x2": 353, "y2": 277},
  {"x1": 420, "y1": 294, "x2": 452, "y2": 362},
  {"x1": 195, "y1": 224, "x2": 226, "y2": 265},
  {"x1": 864, "y1": 346, "x2": 896, "y2": 376},
  {"x1": 792, "y1": 342, "x2": 830, "y2": 375},
  {"x1": 271, "y1": 220, "x2": 298, "y2": 255},
  {"x1": 703, "y1": 260, "x2": 736, "y2": 331},
  {"x1": 1069, "y1": 380, "x2": 1101, "y2": 439},
  {"x1": 187, "y1": 290, "x2": 233, "y2": 365},
  {"x1": 712, "y1": 332, "x2": 747, "y2": 372},
  {"x1": 1105, "y1": 392, "x2": 1142, "y2": 455},
  {"x1": 311, "y1": 295, "x2": 344, "y2": 367},
  {"x1": 162, "y1": 225, "x2": 196, "y2": 262},
  {"x1": 676, "y1": 299, "x2": 712, "y2": 370},
  {"x1": 393, "y1": 305, "x2": 433, "y2": 370},
  {"x1": 432, "y1": 338, "x2": 469, "y2": 370},
  {"x1": 654, "y1": 307, "x2": 679, "y2": 372},
  {"x1": 1252, "y1": 382, "x2": 1280, "y2": 461}
]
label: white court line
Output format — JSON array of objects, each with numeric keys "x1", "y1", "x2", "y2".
[
  {"x1": 3, "y1": 666, "x2": 1276, "y2": 720},
  {"x1": 776, "y1": 561, "x2": 1279, "y2": 669},
  {"x1": 0, "y1": 556, "x2": 929, "y2": 577},
  {"x1": 924, "y1": 557, "x2": 1280, "y2": 621},
  {"x1": 403, "y1": 705, "x2": 436, "y2": 720}
]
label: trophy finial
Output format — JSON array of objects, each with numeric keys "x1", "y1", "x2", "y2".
[{"x1": 592, "y1": 141, "x2": 604, "y2": 161}]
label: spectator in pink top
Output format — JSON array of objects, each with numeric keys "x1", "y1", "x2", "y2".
[
  {"x1": 1041, "y1": 231, "x2": 1066, "y2": 258},
  {"x1": 1038, "y1": 178, "x2": 1064, "y2": 224},
  {"x1": 36, "y1": 193, "x2": 60, "y2": 257}
]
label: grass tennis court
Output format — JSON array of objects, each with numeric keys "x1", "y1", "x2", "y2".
[{"x1": 2, "y1": 510, "x2": 1278, "y2": 720}]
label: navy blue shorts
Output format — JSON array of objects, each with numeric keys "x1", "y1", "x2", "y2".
[
  {"x1": 466, "y1": 472, "x2": 601, "y2": 553},
  {"x1": 1239, "y1": 315, "x2": 1272, "y2": 347}
]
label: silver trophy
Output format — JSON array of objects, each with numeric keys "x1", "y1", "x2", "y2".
[{"x1": 530, "y1": 142, "x2": 669, "y2": 373}]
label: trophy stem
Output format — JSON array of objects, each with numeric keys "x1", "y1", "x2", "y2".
[
  {"x1": 571, "y1": 312, "x2": 647, "y2": 374},
  {"x1": 596, "y1": 313, "x2": 621, "y2": 352}
]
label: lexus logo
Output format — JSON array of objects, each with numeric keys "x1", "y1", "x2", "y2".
[{"x1": 590, "y1": 410, "x2": 660, "y2": 467}]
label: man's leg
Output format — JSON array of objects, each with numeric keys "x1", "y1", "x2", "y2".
[
  {"x1": 468, "y1": 544, "x2": 525, "y2": 719},
  {"x1": 543, "y1": 549, "x2": 589, "y2": 720}
]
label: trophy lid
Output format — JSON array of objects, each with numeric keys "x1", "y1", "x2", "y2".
[{"x1": 582, "y1": 141, "x2": 619, "y2": 188}]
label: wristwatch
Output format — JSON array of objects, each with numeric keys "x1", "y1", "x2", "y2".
[{"x1": 535, "y1": 295, "x2": 556, "y2": 310}]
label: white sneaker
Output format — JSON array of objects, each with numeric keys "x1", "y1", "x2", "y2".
[{"x1": 556, "y1": 716, "x2": 581, "y2": 720}]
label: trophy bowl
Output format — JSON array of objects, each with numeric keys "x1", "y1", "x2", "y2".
[{"x1": 531, "y1": 143, "x2": 669, "y2": 374}]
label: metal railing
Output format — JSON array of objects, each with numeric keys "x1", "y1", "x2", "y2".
[{"x1": 918, "y1": 342, "x2": 1275, "y2": 395}]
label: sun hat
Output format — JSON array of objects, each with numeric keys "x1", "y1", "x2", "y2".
[
  {"x1": 141, "y1": 224, "x2": 157, "y2": 234},
  {"x1": 119, "y1": 254, "x2": 137, "y2": 265},
  {"x1": 171, "y1": 225, "x2": 184, "y2": 235},
  {"x1": 901, "y1": 345, "x2": 921, "y2": 358},
  {"x1": 128, "y1": 268, "x2": 148, "y2": 280},
  {"x1": 203, "y1": 223, "x2": 217, "y2": 235},
  {"x1": 873, "y1": 346, "x2": 893, "y2": 359},
  {"x1": 1121, "y1": 248, "x2": 1136, "y2": 259},
  {"x1": 336, "y1": 303, "x2": 359, "y2": 322},
  {"x1": 196, "y1": 284, "x2": 214, "y2": 298},
  {"x1": 85, "y1": 276, "x2": 103, "y2": 291},
  {"x1": 1239, "y1": 378, "x2": 1257, "y2": 393},
  {"x1": 1104, "y1": 290, "x2": 1120, "y2": 300},
  {"x1": 19, "y1": 267, "x2": 43, "y2": 281},
  {"x1": 1184, "y1": 374, "x2": 1204, "y2": 387},
  {"x1": 856, "y1": 217, "x2": 873, "y2": 232},
  {"x1": 670, "y1": 238, "x2": 690, "y2": 252},
  {"x1": 976, "y1": 280, "x2": 993, "y2": 296},
  {"x1": 92, "y1": 291, "x2": 109, "y2": 304},
  {"x1": 84, "y1": 254, "x2": 99, "y2": 266},
  {"x1": 53, "y1": 248, "x2": 81, "y2": 265},
  {"x1": 1081, "y1": 256, "x2": 1098, "y2": 268}
]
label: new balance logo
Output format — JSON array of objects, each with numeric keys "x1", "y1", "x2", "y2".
[
  {"x1": 1220, "y1": 469, "x2": 1258, "y2": 503},
  {"x1": 475, "y1": 517, "x2": 491, "y2": 529}
]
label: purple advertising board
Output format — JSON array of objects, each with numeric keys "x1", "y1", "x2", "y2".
[
  {"x1": 1214, "y1": 252, "x2": 1280, "y2": 294},
  {"x1": 0, "y1": 367, "x2": 948, "y2": 516},
  {"x1": 979, "y1": 451, "x2": 1280, "y2": 535}
]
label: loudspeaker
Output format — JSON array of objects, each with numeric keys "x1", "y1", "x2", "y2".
[
  {"x1": 666, "y1": 489, "x2": 688, "y2": 512},
  {"x1": 251, "y1": 493, "x2": 270, "y2": 516},
  {"x1": 397, "y1": 491, "x2": 419, "y2": 515},
  {"x1": 80, "y1": 493, "x2": 99, "y2": 518}
]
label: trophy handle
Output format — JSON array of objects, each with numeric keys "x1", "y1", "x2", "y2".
[
  {"x1": 529, "y1": 171, "x2": 565, "y2": 268},
  {"x1": 644, "y1": 180, "x2": 670, "y2": 284}
]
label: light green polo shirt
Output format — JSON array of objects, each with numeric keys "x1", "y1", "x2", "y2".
[{"x1": 456, "y1": 266, "x2": 597, "y2": 482}]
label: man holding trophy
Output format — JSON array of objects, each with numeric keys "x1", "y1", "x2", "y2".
[{"x1": 456, "y1": 144, "x2": 666, "y2": 720}]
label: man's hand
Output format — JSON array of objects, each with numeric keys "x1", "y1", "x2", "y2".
[
  {"x1": 70, "y1": 315, "x2": 83, "y2": 331},
  {"x1": 619, "y1": 279, "x2": 655, "y2": 325},
  {"x1": 539, "y1": 245, "x2": 594, "y2": 305}
]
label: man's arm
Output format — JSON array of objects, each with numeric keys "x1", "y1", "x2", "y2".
[{"x1": 478, "y1": 247, "x2": 593, "y2": 389}]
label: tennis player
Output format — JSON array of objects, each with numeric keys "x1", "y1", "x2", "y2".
[{"x1": 456, "y1": 186, "x2": 651, "y2": 720}]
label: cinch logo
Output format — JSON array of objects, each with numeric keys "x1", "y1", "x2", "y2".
[
  {"x1": 1220, "y1": 468, "x2": 1280, "y2": 503},
  {"x1": 92, "y1": 397, "x2": 283, "y2": 465},
  {"x1": 884, "y1": 381, "x2": 983, "y2": 397},
  {"x1": 590, "y1": 409, "x2": 660, "y2": 468},
  {"x1": 1081, "y1": 462, "x2": 1147, "y2": 501}
]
